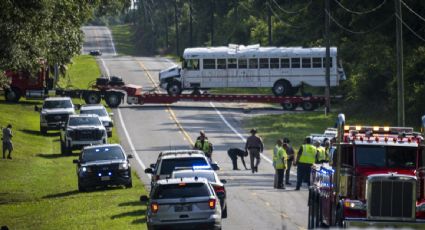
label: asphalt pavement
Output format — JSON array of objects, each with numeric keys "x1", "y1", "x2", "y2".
[{"x1": 81, "y1": 26, "x2": 310, "y2": 230}]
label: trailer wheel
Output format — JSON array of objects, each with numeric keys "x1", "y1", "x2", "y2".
[
  {"x1": 4, "y1": 87, "x2": 21, "y2": 102},
  {"x1": 281, "y1": 102, "x2": 297, "y2": 111},
  {"x1": 167, "y1": 81, "x2": 182, "y2": 96},
  {"x1": 105, "y1": 92, "x2": 122, "y2": 108},
  {"x1": 84, "y1": 92, "x2": 101, "y2": 104},
  {"x1": 302, "y1": 101, "x2": 317, "y2": 111},
  {"x1": 272, "y1": 80, "x2": 292, "y2": 96}
]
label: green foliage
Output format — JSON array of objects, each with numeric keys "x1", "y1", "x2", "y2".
[{"x1": 57, "y1": 55, "x2": 101, "y2": 89}]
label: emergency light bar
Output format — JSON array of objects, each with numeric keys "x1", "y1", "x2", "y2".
[{"x1": 343, "y1": 125, "x2": 413, "y2": 135}]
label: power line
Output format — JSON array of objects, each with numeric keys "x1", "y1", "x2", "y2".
[
  {"x1": 333, "y1": 0, "x2": 387, "y2": 15},
  {"x1": 268, "y1": 3, "x2": 302, "y2": 29},
  {"x1": 326, "y1": 9, "x2": 393, "y2": 34},
  {"x1": 400, "y1": 0, "x2": 425, "y2": 23},
  {"x1": 395, "y1": 13, "x2": 425, "y2": 42},
  {"x1": 270, "y1": 0, "x2": 312, "y2": 14}
]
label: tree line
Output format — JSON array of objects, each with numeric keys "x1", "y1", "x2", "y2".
[{"x1": 132, "y1": 0, "x2": 425, "y2": 125}]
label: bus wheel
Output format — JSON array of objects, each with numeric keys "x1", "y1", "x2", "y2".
[
  {"x1": 5, "y1": 87, "x2": 21, "y2": 102},
  {"x1": 302, "y1": 101, "x2": 317, "y2": 111},
  {"x1": 282, "y1": 102, "x2": 297, "y2": 111},
  {"x1": 167, "y1": 81, "x2": 182, "y2": 96},
  {"x1": 105, "y1": 92, "x2": 122, "y2": 108},
  {"x1": 272, "y1": 80, "x2": 291, "y2": 96},
  {"x1": 84, "y1": 92, "x2": 101, "y2": 104}
]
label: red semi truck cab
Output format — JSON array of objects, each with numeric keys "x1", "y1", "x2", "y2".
[{"x1": 308, "y1": 114, "x2": 425, "y2": 228}]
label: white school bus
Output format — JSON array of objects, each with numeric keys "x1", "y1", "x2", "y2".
[{"x1": 159, "y1": 44, "x2": 346, "y2": 96}]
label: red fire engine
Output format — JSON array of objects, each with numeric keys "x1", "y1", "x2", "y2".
[{"x1": 308, "y1": 114, "x2": 425, "y2": 228}]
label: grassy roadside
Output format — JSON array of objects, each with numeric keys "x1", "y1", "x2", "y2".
[
  {"x1": 57, "y1": 55, "x2": 102, "y2": 89},
  {"x1": 110, "y1": 24, "x2": 138, "y2": 56},
  {"x1": 0, "y1": 55, "x2": 147, "y2": 229}
]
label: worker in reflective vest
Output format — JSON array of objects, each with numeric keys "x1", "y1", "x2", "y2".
[
  {"x1": 294, "y1": 137, "x2": 317, "y2": 190},
  {"x1": 194, "y1": 130, "x2": 212, "y2": 160},
  {"x1": 324, "y1": 139, "x2": 331, "y2": 162},
  {"x1": 315, "y1": 140, "x2": 327, "y2": 163},
  {"x1": 273, "y1": 139, "x2": 287, "y2": 189}
]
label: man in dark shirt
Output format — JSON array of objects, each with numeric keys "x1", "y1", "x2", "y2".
[
  {"x1": 227, "y1": 148, "x2": 248, "y2": 170},
  {"x1": 283, "y1": 137, "x2": 295, "y2": 185}
]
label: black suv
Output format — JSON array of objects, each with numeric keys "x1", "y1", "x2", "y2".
[{"x1": 73, "y1": 144, "x2": 133, "y2": 191}]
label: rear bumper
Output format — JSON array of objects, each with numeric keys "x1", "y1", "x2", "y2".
[
  {"x1": 148, "y1": 219, "x2": 221, "y2": 230},
  {"x1": 345, "y1": 219, "x2": 425, "y2": 228}
]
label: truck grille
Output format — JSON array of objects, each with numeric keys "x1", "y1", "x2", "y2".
[
  {"x1": 45, "y1": 114, "x2": 69, "y2": 123},
  {"x1": 367, "y1": 176, "x2": 416, "y2": 220},
  {"x1": 73, "y1": 129, "x2": 103, "y2": 141}
]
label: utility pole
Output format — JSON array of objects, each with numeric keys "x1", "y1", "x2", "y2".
[
  {"x1": 210, "y1": 0, "x2": 215, "y2": 46},
  {"x1": 324, "y1": 0, "x2": 331, "y2": 115},
  {"x1": 189, "y1": 0, "x2": 193, "y2": 47},
  {"x1": 395, "y1": 0, "x2": 405, "y2": 126},
  {"x1": 267, "y1": 0, "x2": 272, "y2": 46},
  {"x1": 174, "y1": 0, "x2": 179, "y2": 56}
]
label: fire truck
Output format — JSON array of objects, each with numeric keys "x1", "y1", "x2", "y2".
[
  {"x1": 3, "y1": 68, "x2": 326, "y2": 111},
  {"x1": 308, "y1": 114, "x2": 425, "y2": 228}
]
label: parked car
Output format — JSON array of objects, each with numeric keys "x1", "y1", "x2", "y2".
[
  {"x1": 80, "y1": 104, "x2": 114, "y2": 137},
  {"x1": 144, "y1": 150, "x2": 220, "y2": 185},
  {"x1": 60, "y1": 114, "x2": 107, "y2": 154},
  {"x1": 172, "y1": 169, "x2": 227, "y2": 218},
  {"x1": 36, "y1": 97, "x2": 76, "y2": 134},
  {"x1": 73, "y1": 144, "x2": 133, "y2": 191},
  {"x1": 141, "y1": 177, "x2": 222, "y2": 230}
]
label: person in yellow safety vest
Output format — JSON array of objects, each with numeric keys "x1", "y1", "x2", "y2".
[
  {"x1": 294, "y1": 137, "x2": 317, "y2": 190},
  {"x1": 323, "y1": 139, "x2": 331, "y2": 162},
  {"x1": 315, "y1": 140, "x2": 327, "y2": 163},
  {"x1": 194, "y1": 130, "x2": 213, "y2": 160},
  {"x1": 273, "y1": 139, "x2": 287, "y2": 189}
]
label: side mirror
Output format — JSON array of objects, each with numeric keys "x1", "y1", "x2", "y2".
[
  {"x1": 220, "y1": 179, "x2": 227, "y2": 184},
  {"x1": 144, "y1": 168, "x2": 153, "y2": 174},
  {"x1": 72, "y1": 159, "x2": 79, "y2": 164},
  {"x1": 109, "y1": 113, "x2": 114, "y2": 116},
  {"x1": 211, "y1": 163, "x2": 220, "y2": 171},
  {"x1": 140, "y1": 195, "x2": 149, "y2": 202},
  {"x1": 150, "y1": 163, "x2": 156, "y2": 169},
  {"x1": 34, "y1": 105, "x2": 39, "y2": 112},
  {"x1": 127, "y1": 154, "x2": 133, "y2": 159}
]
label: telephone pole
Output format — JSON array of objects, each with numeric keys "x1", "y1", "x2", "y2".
[
  {"x1": 395, "y1": 0, "x2": 405, "y2": 126},
  {"x1": 189, "y1": 0, "x2": 193, "y2": 47},
  {"x1": 210, "y1": 0, "x2": 215, "y2": 46},
  {"x1": 174, "y1": 0, "x2": 179, "y2": 56},
  {"x1": 268, "y1": 0, "x2": 272, "y2": 45},
  {"x1": 324, "y1": 0, "x2": 331, "y2": 114}
]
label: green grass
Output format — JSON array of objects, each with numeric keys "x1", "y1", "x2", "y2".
[
  {"x1": 110, "y1": 24, "x2": 138, "y2": 56},
  {"x1": 58, "y1": 55, "x2": 101, "y2": 89}
]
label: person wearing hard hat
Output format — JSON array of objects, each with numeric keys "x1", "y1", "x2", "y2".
[
  {"x1": 245, "y1": 128, "x2": 264, "y2": 173},
  {"x1": 294, "y1": 137, "x2": 317, "y2": 190}
]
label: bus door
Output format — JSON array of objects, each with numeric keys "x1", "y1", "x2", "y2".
[{"x1": 258, "y1": 58, "x2": 271, "y2": 87}]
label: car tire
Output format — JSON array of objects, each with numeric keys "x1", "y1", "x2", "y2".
[
  {"x1": 302, "y1": 101, "x2": 317, "y2": 111},
  {"x1": 105, "y1": 92, "x2": 122, "y2": 108},
  {"x1": 272, "y1": 80, "x2": 292, "y2": 96},
  {"x1": 167, "y1": 81, "x2": 182, "y2": 96},
  {"x1": 221, "y1": 205, "x2": 228, "y2": 218},
  {"x1": 61, "y1": 140, "x2": 71, "y2": 155},
  {"x1": 40, "y1": 126, "x2": 47, "y2": 135},
  {"x1": 4, "y1": 87, "x2": 21, "y2": 102},
  {"x1": 84, "y1": 92, "x2": 101, "y2": 104},
  {"x1": 125, "y1": 181, "x2": 133, "y2": 188},
  {"x1": 281, "y1": 102, "x2": 297, "y2": 111},
  {"x1": 78, "y1": 181, "x2": 86, "y2": 192},
  {"x1": 107, "y1": 131, "x2": 112, "y2": 138}
]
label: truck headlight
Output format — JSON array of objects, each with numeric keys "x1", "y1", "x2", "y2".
[
  {"x1": 344, "y1": 200, "x2": 366, "y2": 210},
  {"x1": 102, "y1": 121, "x2": 110, "y2": 127},
  {"x1": 119, "y1": 163, "x2": 129, "y2": 170},
  {"x1": 81, "y1": 166, "x2": 92, "y2": 173}
]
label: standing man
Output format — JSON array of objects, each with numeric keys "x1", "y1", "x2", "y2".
[
  {"x1": 2, "y1": 124, "x2": 13, "y2": 159},
  {"x1": 294, "y1": 137, "x2": 317, "y2": 190},
  {"x1": 245, "y1": 128, "x2": 264, "y2": 173},
  {"x1": 315, "y1": 140, "x2": 326, "y2": 163},
  {"x1": 283, "y1": 137, "x2": 295, "y2": 185},
  {"x1": 227, "y1": 148, "x2": 248, "y2": 170},
  {"x1": 194, "y1": 130, "x2": 212, "y2": 161},
  {"x1": 323, "y1": 139, "x2": 331, "y2": 162},
  {"x1": 273, "y1": 139, "x2": 287, "y2": 189}
]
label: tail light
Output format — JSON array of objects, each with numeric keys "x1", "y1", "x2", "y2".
[
  {"x1": 213, "y1": 185, "x2": 225, "y2": 196},
  {"x1": 208, "y1": 199, "x2": 216, "y2": 209},
  {"x1": 151, "y1": 202, "x2": 159, "y2": 213}
]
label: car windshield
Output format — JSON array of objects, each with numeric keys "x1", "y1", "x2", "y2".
[
  {"x1": 43, "y1": 100, "x2": 72, "y2": 109},
  {"x1": 68, "y1": 117, "x2": 101, "y2": 126},
  {"x1": 356, "y1": 145, "x2": 417, "y2": 168},
  {"x1": 160, "y1": 158, "x2": 209, "y2": 175},
  {"x1": 152, "y1": 183, "x2": 210, "y2": 199},
  {"x1": 82, "y1": 146, "x2": 124, "y2": 162},
  {"x1": 172, "y1": 171, "x2": 216, "y2": 182},
  {"x1": 81, "y1": 108, "x2": 107, "y2": 117}
]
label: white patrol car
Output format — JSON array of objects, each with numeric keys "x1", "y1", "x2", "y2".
[
  {"x1": 60, "y1": 114, "x2": 107, "y2": 154},
  {"x1": 37, "y1": 97, "x2": 76, "y2": 134},
  {"x1": 80, "y1": 104, "x2": 114, "y2": 137}
]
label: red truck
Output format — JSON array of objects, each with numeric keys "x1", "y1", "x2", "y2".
[{"x1": 308, "y1": 114, "x2": 425, "y2": 228}]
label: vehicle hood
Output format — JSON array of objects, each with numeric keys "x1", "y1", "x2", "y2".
[
  {"x1": 42, "y1": 108, "x2": 75, "y2": 115},
  {"x1": 81, "y1": 159, "x2": 125, "y2": 167},
  {"x1": 356, "y1": 168, "x2": 415, "y2": 178},
  {"x1": 98, "y1": 116, "x2": 112, "y2": 123},
  {"x1": 67, "y1": 125, "x2": 105, "y2": 130},
  {"x1": 159, "y1": 65, "x2": 181, "y2": 80}
]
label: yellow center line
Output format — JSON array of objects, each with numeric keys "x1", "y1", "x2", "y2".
[{"x1": 137, "y1": 60, "x2": 194, "y2": 147}]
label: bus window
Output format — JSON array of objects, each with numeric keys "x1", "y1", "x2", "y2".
[
  {"x1": 249, "y1": 59, "x2": 258, "y2": 69},
  {"x1": 217, "y1": 59, "x2": 226, "y2": 69},
  {"x1": 302, "y1": 58, "x2": 311, "y2": 68},
  {"x1": 259, "y1": 58, "x2": 269, "y2": 69},
  {"x1": 238, "y1": 59, "x2": 247, "y2": 69},
  {"x1": 291, "y1": 58, "x2": 300, "y2": 68},
  {"x1": 280, "y1": 58, "x2": 290, "y2": 68},
  {"x1": 186, "y1": 59, "x2": 200, "y2": 70},
  {"x1": 227, "y1": 59, "x2": 237, "y2": 69},
  {"x1": 322, "y1": 57, "x2": 333, "y2": 68},
  {"x1": 312, "y1": 57, "x2": 322, "y2": 68},
  {"x1": 203, "y1": 59, "x2": 216, "y2": 69},
  {"x1": 270, "y1": 58, "x2": 279, "y2": 68}
]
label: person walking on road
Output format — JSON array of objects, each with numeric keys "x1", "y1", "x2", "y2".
[
  {"x1": 245, "y1": 128, "x2": 264, "y2": 173},
  {"x1": 273, "y1": 139, "x2": 287, "y2": 189},
  {"x1": 2, "y1": 124, "x2": 13, "y2": 159},
  {"x1": 294, "y1": 137, "x2": 317, "y2": 190},
  {"x1": 194, "y1": 130, "x2": 213, "y2": 161},
  {"x1": 283, "y1": 137, "x2": 295, "y2": 185},
  {"x1": 227, "y1": 148, "x2": 248, "y2": 170}
]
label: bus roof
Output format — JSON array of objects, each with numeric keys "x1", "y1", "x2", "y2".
[{"x1": 183, "y1": 44, "x2": 338, "y2": 59}]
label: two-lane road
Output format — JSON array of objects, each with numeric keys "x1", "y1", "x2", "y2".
[{"x1": 82, "y1": 26, "x2": 309, "y2": 230}]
